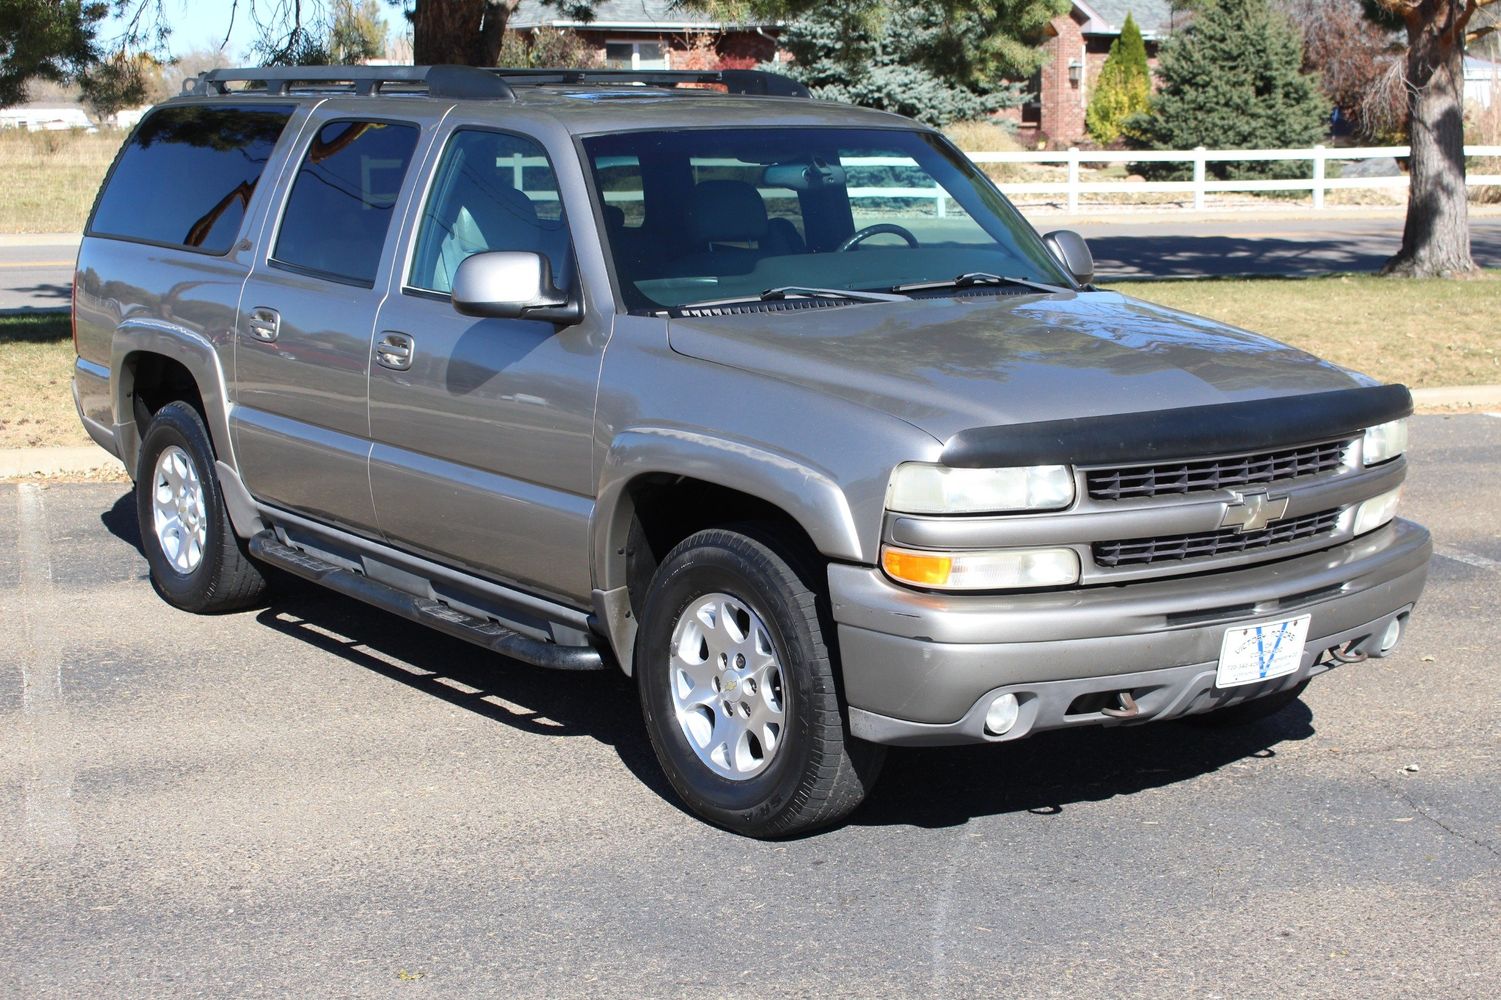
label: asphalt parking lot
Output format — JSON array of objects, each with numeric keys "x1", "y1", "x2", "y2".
[{"x1": 3, "y1": 414, "x2": 1499, "y2": 998}]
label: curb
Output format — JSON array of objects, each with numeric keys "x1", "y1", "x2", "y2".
[
  {"x1": 5, "y1": 389, "x2": 1498, "y2": 480},
  {"x1": 1410, "y1": 385, "x2": 1501, "y2": 411},
  {"x1": 0, "y1": 445, "x2": 126, "y2": 479}
]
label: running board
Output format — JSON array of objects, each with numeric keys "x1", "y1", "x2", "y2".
[{"x1": 248, "y1": 531, "x2": 606, "y2": 672}]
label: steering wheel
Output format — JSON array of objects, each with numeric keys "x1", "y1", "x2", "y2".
[{"x1": 836, "y1": 223, "x2": 920, "y2": 252}]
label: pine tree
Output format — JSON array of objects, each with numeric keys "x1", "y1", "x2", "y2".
[
  {"x1": 1085, "y1": 13, "x2": 1150, "y2": 144},
  {"x1": 768, "y1": 2, "x2": 1066, "y2": 126},
  {"x1": 1126, "y1": 0, "x2": 1328, "y2": 179}
]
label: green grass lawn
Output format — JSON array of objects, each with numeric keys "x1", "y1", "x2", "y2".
[
  {"x1": 1102, "y1": 273, "x2": 1501, "y2": 389},
  {"x1": 0, "y1": 312, "x2": 90, "y2": 449}
]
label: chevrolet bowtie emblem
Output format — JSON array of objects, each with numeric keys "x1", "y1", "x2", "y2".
[{"x1": 1220, "y1": 491, "x2": 1290, "y2": 533}]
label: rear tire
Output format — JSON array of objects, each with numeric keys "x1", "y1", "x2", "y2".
[
  {"x1": 636, "y1": 527, "x2": 884, "y2": 837},
  {"x1": 135, "y1": 401, "x2": 268, "y2": 613},
  {"x1": 1189, "y1": 680, "x2": 1310, "y2": 727}
]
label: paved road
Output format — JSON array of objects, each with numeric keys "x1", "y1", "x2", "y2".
[
  {"x1": 1072, "y1": 215, "x2": 1501, "y2": 279},
  {"x1": 3, "y1": 415, "x2": 1498, "y2": 997},
  {"x1": 4, "y1": 216, "x2": 1500, "y2": 311},
  {"x1": 0, "y1": 240, "x2": 75, "y2": 313}
]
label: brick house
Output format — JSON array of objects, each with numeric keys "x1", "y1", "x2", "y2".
[
  {"x1": 1033, "y1": 0, "x2": 1175, "y2": 145},
  {"x1": 509, "y1": 0, "x2": 1174, "y2": 147},
  {"x1": 509, "y1": 0, "x2": 781, "y2": 71}
]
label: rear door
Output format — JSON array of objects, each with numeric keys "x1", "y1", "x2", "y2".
[{"x1": 231, "y1": 111, "x2": 426, "y2": 532}]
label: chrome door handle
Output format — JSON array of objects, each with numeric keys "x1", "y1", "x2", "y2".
[
  {"x1": 375, "y1": 331, "x2": 415, "y2": 371},
  {"x1": 246, "y1": 307, "x2": 280, "y2": 343}
]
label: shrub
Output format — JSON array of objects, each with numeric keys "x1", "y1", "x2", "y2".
[
  {"x1": 1126, "y1": 0, "x2": 1329, "y2": 179},
  {"x1": 1086, "y1": 13, "x2": 1150, "y2": 144}
]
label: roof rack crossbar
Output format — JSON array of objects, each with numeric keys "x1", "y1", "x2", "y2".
[
  {"x1": 188, "y1": 65, "x2": 515, "y2": 101},
  {"x1": 488, "y1": 67, "x2": 811, "y2": 99}
]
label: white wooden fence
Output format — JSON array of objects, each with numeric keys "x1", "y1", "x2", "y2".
[
  {"x1": 551, "y1": 146, "x2": 1501, "y2": 214},
  {"x1": 968, "y1": 145, "x2": 1501, "y2": 212}
]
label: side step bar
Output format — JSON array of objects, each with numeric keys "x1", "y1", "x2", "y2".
[{"x1": 248, "y1": 531, "x2": 606, "y2": 672}]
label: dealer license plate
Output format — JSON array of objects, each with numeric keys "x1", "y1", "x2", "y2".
[{"x1": 1216, "y1": 614, "x2": 1311, "y2": 688}]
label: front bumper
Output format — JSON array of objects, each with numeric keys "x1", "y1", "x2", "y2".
[{"x1": 830, "y1": 518, "x2": 1431, "y2": 746}]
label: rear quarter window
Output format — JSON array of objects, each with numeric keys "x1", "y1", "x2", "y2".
[
  {"x1": 87, "y1": 103, "x2": 294, "y2": 254},
  {"x1": 271, "y1": 119, "x2": 420, "y2": 286}
]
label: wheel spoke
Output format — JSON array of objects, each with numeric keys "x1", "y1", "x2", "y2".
[
  {"x1": 150, "y1": 445, "x2": 207, "y2": 575},
  {"x1": 666, "y1": 590, "x2": 788, "y2": 781}
]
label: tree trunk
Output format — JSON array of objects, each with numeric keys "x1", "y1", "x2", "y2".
[
  {"x1": 1381, "y1": 2, "x2": 1475, "y2": 276},
  {"x1": 411, "y1": 0, "x2": 517, "y2": 66}
]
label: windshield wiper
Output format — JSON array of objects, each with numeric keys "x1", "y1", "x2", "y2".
[
  {"x1": 674, "y1": 285, "x2": 911, "y2": 310},
  {"x1": 889, "y1": 272, "x2": 1071, "y2": 295}
]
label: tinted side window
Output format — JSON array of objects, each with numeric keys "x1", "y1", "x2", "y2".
[
  {"x1": 408, "y1": 129, "x2": 572, "y2": 295},
  {"x1": 273, "y1": 119, "x2": 419, "y2": 286},
  {"x1": 88, "y1": 104, "x2": 293, "y2": 254}
]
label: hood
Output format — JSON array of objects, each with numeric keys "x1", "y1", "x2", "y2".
[{"x1": 667, "y1": 291, "x2": 1373, "y2": 445}]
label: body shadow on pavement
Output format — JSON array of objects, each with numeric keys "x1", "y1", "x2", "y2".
[
  {"x1": 96, "y1": 484, "x2": 1315, "y2": 833},
  {"x1": 853, "y1": 707, "x2": 1313, "y2": 830}
]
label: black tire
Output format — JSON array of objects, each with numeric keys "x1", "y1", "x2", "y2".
[
  {"x1": 1187, "y1": 679, "x2": 1310, "y2": 727},
  {"x1": 636, "y1": 527, "x2": 884, "y2": 837},
  {"x1": 135, "y1": 401, "x2": 268, "y2": 613}
]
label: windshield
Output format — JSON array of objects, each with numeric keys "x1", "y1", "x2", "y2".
[{"x1": 580, "y1": 127, "x2": 1072, "y2": 313}]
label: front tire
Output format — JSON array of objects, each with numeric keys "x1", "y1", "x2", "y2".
[
  {"x1": 135, "y1": 401, "x2": 268, "y2": 613},
  {"x1": 636, "y1": 528, "x2": 883, "y2": 837}
]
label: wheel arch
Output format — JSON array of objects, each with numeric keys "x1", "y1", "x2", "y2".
[
  {"x1": 110, "y1": 322, "x2": 235, "y2": 475},
  {"x1": 591, "y1": 429, "x2": 866, "y2": 675}
]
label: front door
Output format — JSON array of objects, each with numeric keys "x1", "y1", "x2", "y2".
[
  {"x1": 368, "y1": 126, "x2": 607, "y2": 604},
  {"x1": 232, "y1": 115, "x2": 423, "y2": 533}
]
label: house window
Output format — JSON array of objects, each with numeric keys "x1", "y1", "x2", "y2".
[{"x1": 605, "y1": 41, "x2": 667, "y2": 70}]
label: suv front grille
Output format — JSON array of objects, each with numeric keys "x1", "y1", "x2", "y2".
[
  {"x1": 1093, "y1": 508, "x2": 1342, "y2": 568},
  {"x1": 1086, "y1": 440, "x2": 1350, "y2": 501}
]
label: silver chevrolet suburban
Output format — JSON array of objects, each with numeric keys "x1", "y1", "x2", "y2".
[{"x1": 72, "y1": 65, "x2": 1431, "y2": 837}]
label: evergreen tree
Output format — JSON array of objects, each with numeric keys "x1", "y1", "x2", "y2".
[
  {"x1": 1085, "y1": 13, "x2": 1150, "y2": 144},
  {"x1": 1126, "y1": 0, "x2": 1328, "y2": 178},
  {"x1": 769, "y1": 4, "x2": 1044, "y2": 126}
]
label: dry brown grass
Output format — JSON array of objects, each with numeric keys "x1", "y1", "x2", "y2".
[
  {"x1": 0, "y1": 313, "x2": 92, "y2": 449},
  {"x1": 0, "y1": 129, "x2": 125, "y2": 234},
  {"x1": 1104, "y1": 273, "x2": 1501, "y2": 388}
]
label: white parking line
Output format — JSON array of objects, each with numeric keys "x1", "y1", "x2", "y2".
[
  {"x1": 15, "y1": 483, "x2": 78, "y2": 855},
  {"x1": 1435, "y1": 544, "x2": 1501, "y2": 572}
]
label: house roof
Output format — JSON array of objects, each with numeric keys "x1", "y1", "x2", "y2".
[
  {"x1": 509, "y1": 1, "x2": 772, "y2": 31},
  {"x1": 1072, "y1": 0, "x2": 1177, "y2": 39}
]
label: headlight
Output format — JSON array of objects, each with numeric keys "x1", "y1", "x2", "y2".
[
  {"x1": 882, "y1": 545, "x2": 1081, "y2": 590},
  {"x1": 887, "y1": 463, "x2": 1075, "y2": 514},
  {"x1": 1352, "y1": 486, "x2": 1402, "y2": 535},
  {"x1": 1363, "y1": 418, "x2": 1408, "y2": 466}
]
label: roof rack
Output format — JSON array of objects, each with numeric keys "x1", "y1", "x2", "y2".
[
  {"x1": 185, "y1": 65, "x2": 810, "y2": 101},
  {"x1": 187, "y1": 65, "x2": 515, "y2": 101},
  {"x1": 488, "y1": 68, "x2": 811, "y2": 98}
]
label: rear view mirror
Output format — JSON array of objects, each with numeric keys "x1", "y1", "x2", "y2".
[
  {"x1": 451, "y1": 251, "x2": 582, "y2": 324},
  {"x1": 1042, "y1": 230, "x2": 1095, "y2": 287},
  {"x1": 762, "y1": 158, "x2": 848, "y2": 191}
]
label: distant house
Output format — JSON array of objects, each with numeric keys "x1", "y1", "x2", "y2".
[
  {"x1": 509, "y1": 1, "x2": 1180, "y2": 146},
  {"x1": 1031, "y1": 0, "x2": 1175, "y2": 145},
  {"x1": 508, "y1": 0, "x2": 781, "y2": 71},
  {"x1": 0, "y1": 104, "x2": 93, "y2": 131},
  {"x1": 1467, "y1": 55, "x2": 1500, "y2": 108}
]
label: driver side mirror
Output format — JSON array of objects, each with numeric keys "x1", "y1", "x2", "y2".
[
  {"x1": 451, "y1": 251, "x2": 582, "y2": 325},
  {"x1": 1042, "y1": 230, "x2": 1095, "y2": 287}
]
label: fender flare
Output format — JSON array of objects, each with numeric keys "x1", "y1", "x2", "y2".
[
  {"x1": 109, "y1": 320, "x2": 235, "y2": 476},
  {"x1": 592, "y1": 427, "x2": 866, "y2": 592}
]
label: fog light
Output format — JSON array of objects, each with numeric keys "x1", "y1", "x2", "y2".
[
  {"x1": 1379, "y1": 617, "x2": 1402, "y2": 653},
  {"x1": 984, "y1": 693, "x2": 1020, "y2": 736}
]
